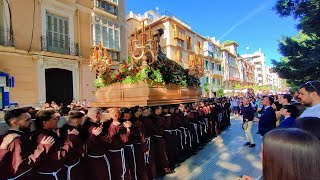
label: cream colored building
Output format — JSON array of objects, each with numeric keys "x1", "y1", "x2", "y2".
[
  {"x1": 221, "y1": 41, "x2": 240, "y2": 93},
  {"x1": 0, "y1": 0, "x2": 127, "y2": 107},
  {"x1": 203, "y1": 38, "x2": 223, "y2": 97},
  {"x1": 238, "y1": 56, "x2": 255, "y2": 87},
  {"x1": 241, "y1": 49, "x2": 267, "y2": 86}
]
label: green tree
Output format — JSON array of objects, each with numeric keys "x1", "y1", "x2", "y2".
[
  {"x1": 217, "y1": 89, "x2": 224, "y2": 97},
  {"x1": 272, "y1": 0, "x2": 320, "y2": 87}
]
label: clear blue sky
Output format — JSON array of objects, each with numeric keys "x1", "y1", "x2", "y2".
[{"x1": 126, "y1": 0, "x2": 299, "y2": 67}]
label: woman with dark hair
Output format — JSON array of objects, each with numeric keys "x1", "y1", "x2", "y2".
[
  {"x1": 242, "y1": 128, "x2": 320, "y2": 180},
  {"x1": 295, "y1": 117, "x2": 320, "y2": 140}
]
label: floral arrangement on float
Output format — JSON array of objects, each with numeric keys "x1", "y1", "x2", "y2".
[{"x1": 88, "y1": 23, "x2": 202, "y2": 107}]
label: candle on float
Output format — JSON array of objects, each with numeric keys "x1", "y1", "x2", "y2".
[
  {"x1": 134, "y1": 28, "x2": 138, "y2": 40},
  {"x1": 103, "y1": 48, "x2": 107, "y2": 58},
  {"x1": 149, "y1": 26, "x2": 152, "y2": 39},
  {"x1": 141, "y1": 32, "x2": 144, "y2": 45},
  {"x1": 154, "y1": 40, "x2": 157, "y2": 51},
  {"x1": 130, "y1": 39, "x2": 133, "y2": 51},
  {"x1": 94, "y1": 47, "x2": 98, "y2": 59}
]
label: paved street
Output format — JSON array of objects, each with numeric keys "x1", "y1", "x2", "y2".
[{"x1": 165, "y1": 116, "x2": 262, "y2": 180}]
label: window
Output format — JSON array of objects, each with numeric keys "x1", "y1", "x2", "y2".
[
  {"x1": 96, "y1": 0, "x2": 117, "y2": 16},
  {"x1": 46, "y1": 12, "x2": 70, "y2": 54},
  {"x1": 206, "y1": 77, "x2": 209, "y2": 83},
  {"x1": 173, "y1": 25, "x2": 185, "y2": 40},
  {"x1": 218, "y1": 79, "x2": 221, "y2": 85},
  {"x1": 212, "y1": 78, "x2": 215, "y2": 85},
  {"x1": 176, "y1": 39, "x2": 184, "y2": 48},
  {"x1": 215, "y1": 49, "x2": 220, "y2": 59},
  {"x1": 109, "y1": 51, "x2": 119, "y2": 61},
  {"x1": 197, "y1": 41, "x2": 202, "y2": 49},
  {"x1": 205, "y1": 60, "x2": 209, "y2": 70},
  {"x1": 217, "y1": 64, "x2": 222, "y2": 71},
  {"x1": 186, "y1": 36, "x2": 192, "y2": 50},
  {"x1": 211, "y1": 62, "x2": 215, "y2": 72},
  {"x1": 92, "y1": 15, "x2": 120, "y2": 51}
]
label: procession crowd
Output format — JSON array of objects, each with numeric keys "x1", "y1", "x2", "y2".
[
  {"x1": 0, "y1": 98, "x2": 232, "y2": 180},
  {"x1": 1, "y1": 80, "x2": 320, "y2": 180}
]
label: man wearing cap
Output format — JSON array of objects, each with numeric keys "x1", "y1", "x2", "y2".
[{"x1": 298, "y1": 80, "x2": 320, "y2": 118}]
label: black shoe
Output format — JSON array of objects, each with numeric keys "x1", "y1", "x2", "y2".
[
  {"x1": 244, "y1": 142, "x2": 250, "y2": 146},
  {"x1": 249, "y1": 144, "x2": 256, "y2": 147}
]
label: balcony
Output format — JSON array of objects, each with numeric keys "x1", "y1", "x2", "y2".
[
  {"x1": 0, "y1": 27, "x2": 13, "y2": 46},
  {"x1": 95, "y1": 0, "x2": 117, "y2": 16},
  {"x1": 212, "y1": 70, "x2": 223, "y2": 76},
  {"x1": 229, "y1": 76, "x2": 240, "y2": 81},
  {"x1": 41, "y1": 36, "x2": 79, "y2": 56},
  {"x1": 187, "y1": 43, "x2": 193, "y2": 51}
]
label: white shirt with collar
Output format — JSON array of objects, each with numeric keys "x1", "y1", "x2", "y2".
[{"x1": 299, "y1": 103, "x2": 320, "y2": 118}]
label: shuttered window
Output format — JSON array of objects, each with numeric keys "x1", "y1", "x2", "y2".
[{"x1": 46, "y1": 12, "x2": 69, "y2": 54}]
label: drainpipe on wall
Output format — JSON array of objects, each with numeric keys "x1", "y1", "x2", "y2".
[{"x1": 77, "y1": 9, "x2": 82, "y2": 99}]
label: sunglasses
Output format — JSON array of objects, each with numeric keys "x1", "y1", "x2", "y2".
[{"x1": 305, "y1": 81, "x2": 318, "y2": 91}]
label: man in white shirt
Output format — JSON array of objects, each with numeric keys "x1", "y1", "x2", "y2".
[{"x1": 298, "y1": 80, "x2": 320, "y2": 118}]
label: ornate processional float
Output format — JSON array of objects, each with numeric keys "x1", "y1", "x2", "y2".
[{"x1": 88, "y1": 23, "x2": 203, "y2": 108}]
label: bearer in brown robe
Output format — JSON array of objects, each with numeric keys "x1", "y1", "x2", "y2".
[
  {"x1": 162, "y1": 105, "x2": 178, "y2": 170},
  {"x1": 81, "y1": 108, "x2": 110, "y2": 180},
  {"x1": 106, "y1": 108, "x2": 131, "y2": 180},
  {"x1": 32, "y1": 109, "x2": 79, "y2": 180},
  {"x1": 141, "y1": 107, "x2": 158, "y2": 179},
  {"x1": 0, "y1": 108, "x2": 55, "y2": 180},
  {"x1": 58, "y1": 110, "x2": 86, "y2": 180},
  {"x1": 126, "y1": 107, "x2": 147, "y2": 180},
  {"x1": 152, "y1": 106, "x2": 174, "y2": 176}
]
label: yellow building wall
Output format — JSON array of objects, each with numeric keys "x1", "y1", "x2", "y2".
[
  {"x1": 78, "y1": 10, "x2": 91, "y2": 58},
  {"x1": 79, "y1": 62, "x2": 96, "y2": 102},
  {"x1": 0, "y1": 52, "x2": 38, "y2": 106},
  {"x1": 10, "y1": 0, "x2": 42, "y2": 51}
]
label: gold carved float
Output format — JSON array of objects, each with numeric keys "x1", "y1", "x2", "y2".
[{"x1": 88, "y1": 20, "x2": 203, "y2": 108}]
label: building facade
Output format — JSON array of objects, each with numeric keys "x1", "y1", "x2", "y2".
[
  {"x1": 127, "y1": 10, "x2": 213, "y2": 95},
  {"x1": 222, "y1": 41, "x2": 240, "y2": 94},
  {"x1": 203, "y1": 38, "x2": 223, "y2": 97},
  {"x1": 238, "y1": 57, "x2": 255, "y2": 86},
  {"x1": 0, "y1": 0, "x2": 127, "y2": 107},
  {"x1": 241, "y1": 49, "x2": 267, "y2": 86}
]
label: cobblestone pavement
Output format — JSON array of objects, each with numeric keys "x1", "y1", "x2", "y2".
[{"x1": 165, "y1": 116, "x2": 262, "y2": 180}]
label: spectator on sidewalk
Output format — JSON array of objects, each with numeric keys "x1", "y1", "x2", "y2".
[
  {"x1": 241, "y1": 128, "x2": 320, "y2": 180},
  {"x1": 231, "y1": 98, "x2": 239, "y2": 116},
  {"x1": 258, "y1": 96, "x2": 276, "y2": 136},
  {"x1": 240, "y1": 98, "x2": 256, "y2": 147},
  {"x1": 277, "y1": 105, "x2": 299, "y2": 128},
  {"x1": 298, "y1": 80, "x2": 320, "y2": 118}
]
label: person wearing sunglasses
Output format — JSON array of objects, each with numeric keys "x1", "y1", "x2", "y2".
[{"x1": 298, "y1": 80, "x2": 320, "y2": 118}]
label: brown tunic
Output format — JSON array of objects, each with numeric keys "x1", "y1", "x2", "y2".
[
  {"x1": 153, "y1": 115, "x2": 170, "y2": 175},
  {"x1": 58, "y1": 124, "x2": 85, "y2": 180},
  {"x1": 32, "y1": 129, "x2": 73, "y2": 180},
  {"x1": 81, "y1": 120, "x2": 111, "y2": 180},
  {"x1": 141, "y1": 116, "x2": 157, "y2": 179},
  {"x1": 125, "y1": 120, "x2": 147, "y2": 180},
  {"x1": 0, "y1": 130, "x2": 50, "y2": 180},
  {"x1": 107, "y1": 122, "x2": 130, "y2": 180}
]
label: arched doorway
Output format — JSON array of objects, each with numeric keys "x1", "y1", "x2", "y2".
[{"x1": 45, "y1": 68, "x2": 73, "y2": 106}]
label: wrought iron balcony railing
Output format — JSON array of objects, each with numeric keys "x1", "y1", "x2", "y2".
[
  {"x1": 0, "y1": 27, "x2": 13, "y2": 46},
  {"x1": 41, "y1": 36, "x2": 79, "y2": 56}
]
